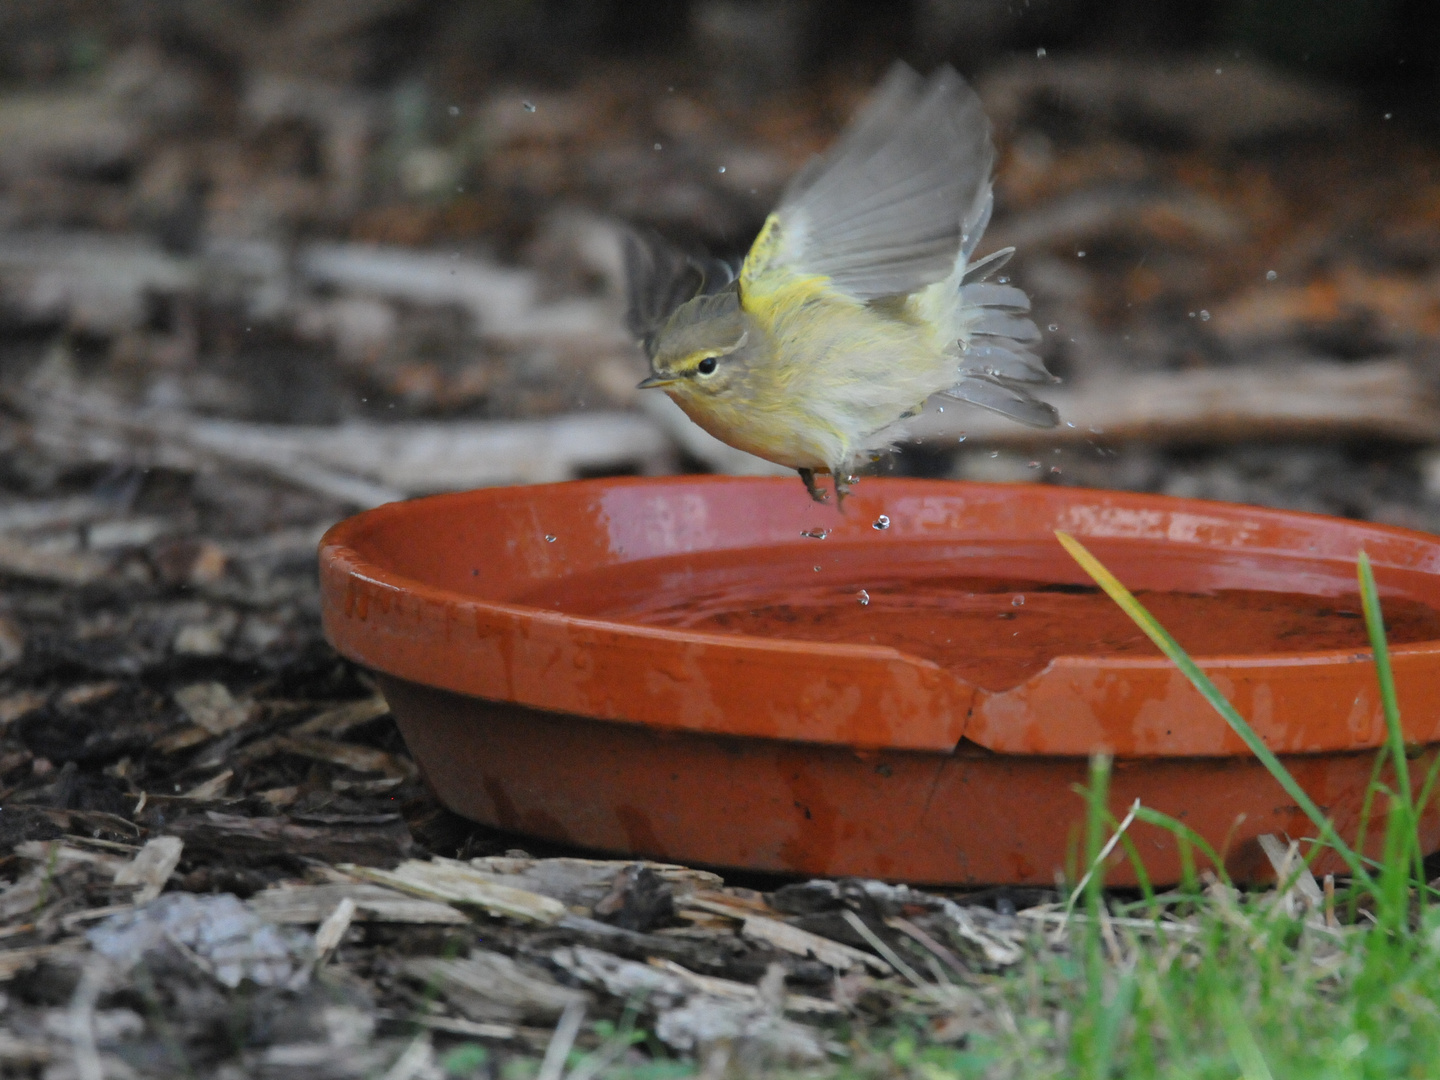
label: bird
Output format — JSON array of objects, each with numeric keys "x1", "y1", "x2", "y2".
[{"x1": 626, "y1": 62, "x2": 1057, "y2": 506}]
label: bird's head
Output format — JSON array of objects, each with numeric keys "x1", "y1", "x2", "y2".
[{"x1": 637, "y1": 289, "x2": 750, "y2": 398}]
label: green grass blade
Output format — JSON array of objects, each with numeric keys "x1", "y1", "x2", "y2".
[
  {"x1": 1083, "y1": 753, "x2": 1111, "y2": 921},
  {"x1": 1352, "y1": 746, "x2": 1390, "y2": 885},
  {"x1": 1357, "y1": 551, "x2": 1425, "y2": 896},
  {"x1": 1113, "y1": 825, "x2": 1159, "y2": 921},
  {"x1": 1411, "y1": 749, "x2": 1440, "y2": 903},
  {"x1": 1214, "y1": 986, "x2": 1275, "y2": 1080},
  {"x1": 1131, "y1": 806, "x2": 1233, "y2": 887},
  {"x1": 1055, "y1": 530, "x2": 1374, "y2": 889},
  {"x1": 1065, "y1": 789, "x2": 1140, "y2": 919},
  {"x1": 1412, "y1": 749, "x2": 1440, "y2": 837},
  {"x1": 1080, "y1": 754, "x2": 1110, "y2": 1080},
  {"x1": 1092, "y1": 970, "x2": 1139, "y2": 1073},
  {"x1": 1358, "y1": 552, "x2": 1409, "y2": 805}
]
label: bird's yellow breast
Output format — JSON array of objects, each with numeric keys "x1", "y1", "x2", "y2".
[{"x1": 663, "y1": 284, "x2": 947, "y2": 471}]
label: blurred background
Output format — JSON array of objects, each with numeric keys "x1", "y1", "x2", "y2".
[{"x1": 3, "y1": 0, "x2": 1440, "y2": 687}]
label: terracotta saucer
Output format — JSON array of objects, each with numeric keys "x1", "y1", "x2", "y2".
[{"x1": 319, "y1": 476, "x2": 1440, "y2": 885}]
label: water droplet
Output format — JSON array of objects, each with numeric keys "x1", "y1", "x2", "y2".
[
  {"x1": 544, "y1": 535, "x2": 556, "y2": 543},
  {"x1": 1028, "y1": 461, "x2": 1041, "y2": 469},
  {"x1": 1199, "y1": 309, "x2": 1211, "y2": 321},
  {"x1": 997, "y1": 275, "x2": 1009, "y2": 284},
  {"x1": 937, "y1": 405, "x2": 944, "y2": 412},
  {"x1": 957, "y1": 434, "x2": 967, "y2": 443},
  {"x1": 522, "y1": 100, "x2": 536, "y2": 112},
  {"x1": 872, "y1": 515, "x2": 891, "y2": 531},
  {"x1": 1215, "y1": 67, "x2": 1223, "y2": 74},
  {"x1": 654, "y1": 142, "x2": 663, "y2": 150},
  {"x1": 1076, "y1": 250, "x2": 1086, "y2": 258},
  {"x1": 717, "y1": 165, "x2": 726, "y2": 173},
  {"x1": 857, "y1": 589, "x2": 870, "y2": 606},
  {"x1": 448, "y1": 105, "x2": 460, "y2": 116},
  {"x1": 1266, "y1": 269, "x2": 1278, "y2": 281},
  {"x1": 1048, "y1": 323, "x2": 1059, "y2": 332},
  {"x1": 813, "y1": 565, "x2": 821, "y2": 572},
  {"x1": 989, "y1": 450, "x2": 999, "y2": 458},
  {"x1": 1012, "y1": 594, "x2": 1025, "y2": 607},
  {"x1": 1036, "y1": 46, "x2": 1047, "y2": 57},
  {"x1": 1384, "y1": 112, "x2": 1393, "y2": 120},
  {"x1": 801, "y1": 528, "x2": 830, "y2": 540}
]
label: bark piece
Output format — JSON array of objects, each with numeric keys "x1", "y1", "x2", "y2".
[
  {"x1": 249, "y1": 883, "x2": 468, "y2": 926},
  {"x1": 344, "y1": 859, "x2": 566, "y2": 924},
  {"x1": 467, "y1": 856, "x2": 721, "y2": 910},
  {"x1": 404, "y1": 951, "x2": 588, "y2": 1024},
  {"x1": 168, "y1": 812, "x2": 414, "y2": 868},
  {"x1": 172, "y1": 683, "x2": 254, "y2": 736},
  {"x1": 111, "y1": 837, "x2": 184, "y2": 904}
]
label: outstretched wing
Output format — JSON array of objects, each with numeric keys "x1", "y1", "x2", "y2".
[
  {"x1": 624, "y1": 231, "x2": 735, "y2": 357},
  {"x1": 742, "y1": 63, "x2": 994, "y2": 303}
]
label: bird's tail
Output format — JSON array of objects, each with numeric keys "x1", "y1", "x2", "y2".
[{"x1": 914, "y1": 187, "x2": 1060, "y2": 428}]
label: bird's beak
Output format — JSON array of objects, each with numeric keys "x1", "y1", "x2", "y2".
[{"x1": 636, "y1": 373, "x2": 679, "y2": 389}]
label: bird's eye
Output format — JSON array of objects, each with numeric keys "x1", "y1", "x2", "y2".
[{"x1": 696, "y1": 356, "x2": 718, "y2": 375}]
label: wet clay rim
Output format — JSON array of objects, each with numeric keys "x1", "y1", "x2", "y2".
[{"x1": 319, "y1": 476, "x2": 1440, "y2": 758}]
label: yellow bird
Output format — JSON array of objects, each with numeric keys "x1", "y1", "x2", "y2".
[{"x1": 628, "y1": 63, "x2": 1057, "y2": 505}]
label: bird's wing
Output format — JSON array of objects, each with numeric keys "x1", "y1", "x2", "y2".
[
  {"x1": 943, "y1": 376, "x2": 1059, "y2": 428},
  {"x1": 943, "y1": 261, "x2": 1060, "y2": 428},
  {"x1": 741, "y1": 63, "x2": 994, "y2": 305},
  {"x1": 624, "y1": 231, "x2": 736, "y2": 357}
]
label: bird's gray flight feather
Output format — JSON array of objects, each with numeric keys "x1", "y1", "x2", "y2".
[
  {"x1": 944, "y1": 375, "x2": 1059, "y2": 428},
  {"x1": 776, "y1": 63, "x2": 994, "y2": 301}
]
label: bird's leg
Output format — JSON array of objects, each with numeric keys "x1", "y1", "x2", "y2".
[
  {"x1": 798, "y1": 468, "x2": 829, "y2": 504},
  {"x1": 833, "y1": 469, "x2": 853, "y2": 509}
]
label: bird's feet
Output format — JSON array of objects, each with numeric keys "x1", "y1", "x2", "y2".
[
  {"x1": 798, "y1": 468, "x2": 829, "y2": 504},
  {"x1": 798, "y1": 468, "x2": 853, "y2": 507}
]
